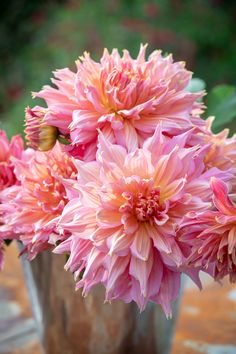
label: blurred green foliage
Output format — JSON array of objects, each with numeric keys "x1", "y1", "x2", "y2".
[
  {"x1": 205, "y1": 85, "x2": 236, "y2": 133},
  {"x1": 0, "y1": 0, "x2": 236, "y2": 137}
]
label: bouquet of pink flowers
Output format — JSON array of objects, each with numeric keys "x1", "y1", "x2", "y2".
[{"x1": 1, "y1": 45, "x2": 236, "y2": 317}]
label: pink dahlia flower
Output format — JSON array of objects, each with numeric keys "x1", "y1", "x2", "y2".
[
  {"x1": 53, "y1": 127, "x2": 220, "y2": 315},
  {"x1": 0, "y1": 130, "x2": 24, "y2": 269},
  {"x1": 33, "y1": 44, "x2": 204, "y2": 160},
  {"x1": 181, "y1": 177, "x2": 236, "y2": 282},
  {"x1": 199, "y1": 117, "x2": 236, "y2": 171},
  {"x1": 0, "y1": 130, "x2": 24, "y2": 191},
  {"x1": 0, "y1": 142, "x2": 76, "y2": 259}
]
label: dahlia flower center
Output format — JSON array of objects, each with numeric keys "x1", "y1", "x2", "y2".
[
  {"x1": 121, "y1": 188, "x2": 168, "y2": 223},
  {"x1": 29, "y1": 155, "x2": 75, "y2": 214},
  {"x1": 34, "y1": 178, "x2": 66, "y2": 213},
  {"x1": 109, "y1": 68, "x2": 140, "y2": 89}
]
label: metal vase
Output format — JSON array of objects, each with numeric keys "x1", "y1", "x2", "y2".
[{"x1": 20, "y1": 250, "x2": 181, "y2": 354}]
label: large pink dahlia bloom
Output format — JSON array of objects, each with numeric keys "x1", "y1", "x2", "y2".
[
  {"x1": 0, "y1": 142, "x2": 76, "y2": 259},
  {"x1": 181, "y1": 177, "x2": 236, "y2": 283},
  {"x1": 52, "y1": 128, "x2": 220, "y2": 315},
  {"x1": 34, "y1": 44, "x2": 204, "y2": 160}
]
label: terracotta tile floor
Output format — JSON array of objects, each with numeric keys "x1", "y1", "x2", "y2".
[
  {"x1": 1, "y1": 242, "x2": 236, "y2": 354},
  {"x1": 172, "y1": 276, "x2": 236, "y2": 354}
]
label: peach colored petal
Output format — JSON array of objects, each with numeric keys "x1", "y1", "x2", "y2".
[{"x1": 211, "y1": 177, "x2": 236, "y2": 215}]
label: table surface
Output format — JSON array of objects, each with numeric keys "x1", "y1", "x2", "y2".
[{"x1": 0, "y1": 243, "x2": 236, "y2": 354}]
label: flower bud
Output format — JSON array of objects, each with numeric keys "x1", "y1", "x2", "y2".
[{"x1": 25, "y1": 106, "x2": 58, "y2": 151}]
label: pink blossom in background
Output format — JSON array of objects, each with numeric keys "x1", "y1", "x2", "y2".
[
  {"x1": 0, "y1": 142, "x2": 77, "y2": 259},
  {"x1": 181, "y1": 177, "x2": 236, "y2": 283},
  {"x1": 0, "y1": 130, "x2": 24, "y2": 191},
  {"x1": 199, "y1": 117, "x2": 236, "y2": 171},
  {"x1": 33, "y1": 44, "x2": 205, "y2": 160},
  {"x1": 0, "y1": 130, "x2": 24, "y2": 268},
  {"x1": 52, "y1": 127, "x2": 224, "y2": 316}
]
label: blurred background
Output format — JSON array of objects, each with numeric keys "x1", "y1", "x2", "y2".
[
  {"x1": 0, "y1": 0, "x2": 236, "y2": 136},
  {"x1": 1, "y1": 1, "x2": 236, "y2": 353}
]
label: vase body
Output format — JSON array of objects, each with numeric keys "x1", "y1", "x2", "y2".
[{"x1": 21, "y1": 250, "x2": 181, "y2": 354}]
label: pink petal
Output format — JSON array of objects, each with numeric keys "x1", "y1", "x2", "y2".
[
  {"x1": 114, "y1": 121, "x2": 139, "y2": 152},
  {"x1": 156, "y1": 268, "x2": 181, "y2": 318},
  {"x1": 97, "y1": 209, "x2": 122, "y2": 228},
  {"x1": 97, "y1": 131, "x2": 126, "y2": 169},
  {"x1": 228, "y1": 226, "x2": 236, "y2": 254},
  {"x1": 148, "y1": 224, "x2": 172, "y2": 254},
  {"x1": 121, "y1": 214, "x2": 139, "y2": 234},
  {"x1": 124, "y1": 149, "x2": 154, "y2": 179},
  {"x1": 108, "y1": 230, "x2": 132, "y2": 255},
  {"x1": 211, "y1": 177, "x2": 236, "y2": 215},
  {"x1": 130, "y1": 223, "x2": 151, "y2": 261},
  {"x1": 74, "y1": 160, "x2": 100, "y2": 184},
  {"x1": 106, "y1": 254, "x2": 130, "y2": 293},
  {"x1": 129, "y1": 253, "x2": 153, "y2": 297}
]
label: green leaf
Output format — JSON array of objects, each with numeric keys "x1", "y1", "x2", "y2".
[
  {"x1": 79, "y1": 268, "x2": 85, "y2": 279},
  {"x1": 186, "y1": 78, "x2": 206, "y2": 93},
  {"x1": 205, "y1": 85, "x2": 236, "y2": 131}
]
